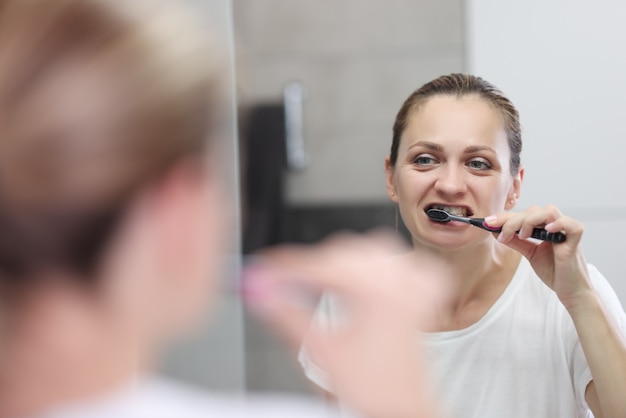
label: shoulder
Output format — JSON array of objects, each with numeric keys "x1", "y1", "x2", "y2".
[
  {"x1": 44, "y1": 379, "x2": 237, "y2": 418},
  {"x1": 136, "y1": 379, "x2": 338, "y2": 418},
  {"x1": 586, "y1": 263, "x2": 618, "y2": 297},
  {"x1": 44, "y1": 378, "x2": 338, "y2": 418}
]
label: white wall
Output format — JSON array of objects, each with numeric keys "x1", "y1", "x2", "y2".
[{"x1": 467, "y1": 0, "x2": 626, "y2": 303}]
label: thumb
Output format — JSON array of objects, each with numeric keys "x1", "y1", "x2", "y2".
[
  {"x1": 241, "y1": 264, "x2": 321, "y2": 349},
  {"x1": 498, "y1": 234, "x2": 540, "y2": 260}
]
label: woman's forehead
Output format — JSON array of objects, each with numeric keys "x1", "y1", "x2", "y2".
[{"x1": 401, "y1": 95, "x2": 508, "y2": 151}]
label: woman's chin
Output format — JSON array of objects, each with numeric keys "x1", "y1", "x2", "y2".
[{"x1": 411, "y1": 229, "x2": 489, "y2": 252}]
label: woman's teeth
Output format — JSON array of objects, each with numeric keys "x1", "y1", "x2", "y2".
[{"x1": 432, "y1": 206, "x2": 467, "y2": 217}]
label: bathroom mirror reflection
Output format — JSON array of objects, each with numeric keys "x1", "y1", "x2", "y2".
[{"x1": 234, "y1": 0, "x2": 626, "y2": 398}]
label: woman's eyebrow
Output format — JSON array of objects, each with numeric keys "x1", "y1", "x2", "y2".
[
  {"x1": 407, "y1": 141, "x2": 443, "y2": 152},
  {"x1": 464, "y1": 145, "x2": 497, "y2": 154}
]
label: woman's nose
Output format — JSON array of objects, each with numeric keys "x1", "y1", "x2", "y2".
[{"x1": 434, "y1": 165, "x2": 467, "y2": 196}]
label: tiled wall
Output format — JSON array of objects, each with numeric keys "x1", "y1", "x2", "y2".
[
  {"x1": 233, "y1": 0, "x2": 465, "y2": 394},
  {"x1": 234, "y1": 0, "x2": 465, "y2": 205}
]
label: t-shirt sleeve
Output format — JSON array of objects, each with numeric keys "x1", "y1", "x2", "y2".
[
  {"x1": 297, "y1": 292, "x2": 342, "y2": 392},
  {"x1": 564, "y1": 263, "x2": 626, "y2": 413}
]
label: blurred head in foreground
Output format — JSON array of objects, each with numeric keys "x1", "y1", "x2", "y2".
[
  {"x1": 0, "y1": 0, "x2": 230, "y2": 413},
  {"x1": 0, "y1": 1, "x2": 450, "y2": 418}
]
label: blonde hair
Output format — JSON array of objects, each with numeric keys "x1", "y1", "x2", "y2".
[{"x1": 0, "y1": 0, "x2": 222, "y2": 280}]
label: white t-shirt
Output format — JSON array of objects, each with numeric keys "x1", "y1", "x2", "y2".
[
  {"x1": 41, "y1": 377, "x2": 349, "y2": 418},
  {"x1": 299, "y1": 257, "x2": 626, "y2": 418}
]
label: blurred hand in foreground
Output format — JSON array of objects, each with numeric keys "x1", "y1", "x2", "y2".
[{"x1": 243, "y1": 231, "x2": 450, "y2": 418}]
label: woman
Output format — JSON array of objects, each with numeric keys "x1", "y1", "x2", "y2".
[
  {"x1": 300, "y1": 74, "x2": 626, "y2": 417},
  {"x1": 0, "y1": 0, "x2": 448, "y2": 417}
]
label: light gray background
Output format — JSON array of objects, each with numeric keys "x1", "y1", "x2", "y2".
[{"x1": 467, "y1": 0, "x2": 626, "y2": 307}]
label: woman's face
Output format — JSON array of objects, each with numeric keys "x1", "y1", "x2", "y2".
[{"x1": 385, "y1": 95, "x2": 523, "y2": 251}]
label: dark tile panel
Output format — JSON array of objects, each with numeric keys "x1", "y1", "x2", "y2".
[{"x1": 282, "y1": 204, "x2": 411, "y2": 244}]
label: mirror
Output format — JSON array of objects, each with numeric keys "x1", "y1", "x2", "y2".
[{"x1": 233, "y1": 0, "x2": 626, "y2": 397}]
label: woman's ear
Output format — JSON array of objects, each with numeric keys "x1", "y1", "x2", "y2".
[
  {"x1": 147, "y1": 160, "x2": 224, "y2": 333},
  {"x1": 505, "y1": 165, "x2": 524, "y2": 210},
  {"x1": 384, "y1": 156, "x2": 399, "y2": 203},
  {"x1": 101, "y1": 160, "x2": 224, "y2": 343}
]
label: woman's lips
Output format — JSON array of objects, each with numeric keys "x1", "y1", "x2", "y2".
[{"x1": 427, "y1": 217, "x2": 467, "y2": 227}]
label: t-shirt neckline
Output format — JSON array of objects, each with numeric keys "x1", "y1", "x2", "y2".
[{"x1": 425, "y1": 256, "x2": 530, "y2": 342}]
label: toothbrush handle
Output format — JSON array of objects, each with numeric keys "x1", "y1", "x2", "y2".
[
  {"x1": 529, "y1": 228, "x2": 566, "y2": 243},
  {"x1": 474, "y1": 218, "x2": 566, "y2": 243}
]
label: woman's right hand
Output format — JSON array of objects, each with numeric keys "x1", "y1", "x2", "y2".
[
  {"x1": 242, "y1": 231, "x2": 450, "y2": 418},
  {"x1": 484, "y1": 205, "x2": 590, "y2": 310}
]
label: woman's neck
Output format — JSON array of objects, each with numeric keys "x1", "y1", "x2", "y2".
[
  {"x1": 0, "y1": 282, "x2": 143, "y2": 418},
  {"x1": 413, "y1": 239, "x2": 522, "y2": 331}
]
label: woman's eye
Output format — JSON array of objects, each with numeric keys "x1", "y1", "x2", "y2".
[
  {"x1": 467, "y1": 159, "x2": 492, "y2": 170},
  {"x1": 412, "y1": 155, "x2": 437, "y2": 166}
]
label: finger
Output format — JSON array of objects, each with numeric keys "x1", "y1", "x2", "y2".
[
  {"x1": 242, "y1": 264, "x2": 320, "y2": 348},
  {"x1": 257, "y1": 230, "x2": 403, "y2": 270},
  {"x1": 544, "y1": 216, "x2": 583, "y2": 246},
  {"x1": 251, "y1": 300, "x2": 316, "y2": 350},
  {"x1": 253, "y1": 233, "x2": 410, "y2": 296},
  {"x1": 483, "y1": 211, "x2": 516, "y2": 229},
  {"x1": 516, "y1": 206, "x2": 562, "y2": 240},
  {"x1": 494, "y1": 206, "x2": 559, "y2": 241},
  {"x1": 498, "y1": 206, "x2": 545, "y2": 241},
  {"x1": 496, "y1": 211, "x2": 528, "y2": 242},
  {"x1": 497, "y1": 234, "x2": 541, "y2": 260}
]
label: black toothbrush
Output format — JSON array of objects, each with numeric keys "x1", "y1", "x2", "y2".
[{"x1": 426, "y1": 209, "x2": 566, "y2": 243}]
